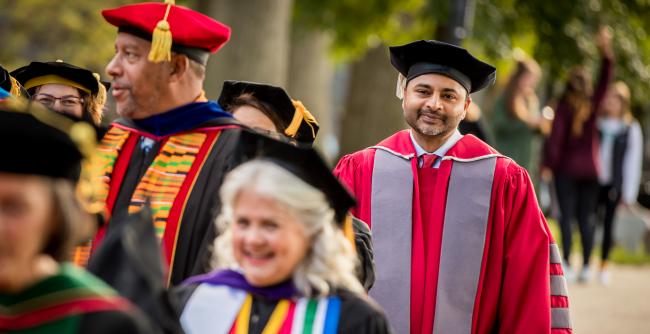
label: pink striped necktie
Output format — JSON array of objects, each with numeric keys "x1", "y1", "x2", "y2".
[{"x1": 420, "y1": 154, "x2": 439, "y2": 168}]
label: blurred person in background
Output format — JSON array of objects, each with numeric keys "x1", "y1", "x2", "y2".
[
  {"x1": 218, "y1": 80, "x2": 319, "y2": 145},
  {"x1": 543, "y1": 27, "x2": 614, "y2": 283},
  {"x1": 12, "y1": 60, "x2": 108, "y2": 126},
  {"x1": 458, "y1": 101, "x2": 493, "y2": 144},
  {"x1": 493, "y1": 53, "x2": 544, "y2": 178},
  {"x1": 596, "y1": 81, "x2": 643, "y2": 285}
]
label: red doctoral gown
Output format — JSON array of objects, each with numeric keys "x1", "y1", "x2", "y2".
[{"x1": 334, "y1": 130, "x2": 571, "y2": 334}]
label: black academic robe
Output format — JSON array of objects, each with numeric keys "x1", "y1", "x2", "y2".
[{"x1": 88, "y1": 102, "x2": 246, "y2": 285}]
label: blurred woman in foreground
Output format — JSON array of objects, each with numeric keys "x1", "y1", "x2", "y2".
[{"x1": 0, "y1": 94, "x2": 154, "y2": 333}]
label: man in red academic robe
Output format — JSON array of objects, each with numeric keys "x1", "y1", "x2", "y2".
[{"x1": 334, "y1": 40, "x2": 572, "y2": 334}]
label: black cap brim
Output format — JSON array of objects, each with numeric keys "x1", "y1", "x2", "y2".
[
  {"x1": 11, "y1": 61, "x2": 99, "y2": 94},
  {"x1": 235, "y1": 130, "x2": 355, "y2": 223},
  {"x1": 0, "y1": 101, "x2": 83, "y2": 181}
]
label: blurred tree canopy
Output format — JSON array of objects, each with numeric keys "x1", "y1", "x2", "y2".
[
  {"x1": 293, "y1": 0, "x2": 428, "y2": 60},
  {"x1": 0, "y1": 0, "x2": 183, "y2": 74}
]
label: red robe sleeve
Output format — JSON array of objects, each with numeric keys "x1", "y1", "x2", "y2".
[
  {"x1": 333, "y1": 150, "x2": 375, "y2": 227},
  {"x1": 499, "y1": 164, "x2": 572, "y2": 334}
]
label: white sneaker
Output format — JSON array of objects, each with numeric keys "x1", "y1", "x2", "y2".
[
  {"x1": 562, "y1": 263, "x2": 575, "y2": 283},
  {"x1": 598, "y1": 270, "x2": 611, "y2": 286},
  {"x1": 577, "y1": 267, "x2": 591, "y2": 283}
]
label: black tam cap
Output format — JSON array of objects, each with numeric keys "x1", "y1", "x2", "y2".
[
  {"x1": 0, "y1": 98, "x2": 86, "y2": 182},
  {"x1": 219, "y1": 81, "x2": 319, "y2": 144},
  {"x1": 12, "y1": 61, "x2": 107, "y2": 95},
  {"x1": 236, "y1": 130, "x2": 355, "y2": 223},
  {"x1": 389, "y1": 40, "x2": 496, "y2": 94}
]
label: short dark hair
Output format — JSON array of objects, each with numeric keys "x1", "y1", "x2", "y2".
[
  {"x1": 227, "y1": 93, "x2": 287, "y2": 132},
  {"x1": 188, "y1": 58, "x2": 206, "y2": 79}
]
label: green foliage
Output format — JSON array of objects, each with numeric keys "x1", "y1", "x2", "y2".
[
  {"x1": 0, "y1": 0, "x2": 144, "y2": 74},
  {"x1": 293, "y1": 0, "x2": 428, "y2": 61},
  {"x1": 470, "y1": 0, "x2": 650, "y2": 111},
  {"x1": 0, "y1": 0, "x2": 194, "y2": 75}
]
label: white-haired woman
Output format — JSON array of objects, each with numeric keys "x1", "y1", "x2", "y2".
[{"x1": 170, "y1": 133, "x2": 390, "y2": 334}]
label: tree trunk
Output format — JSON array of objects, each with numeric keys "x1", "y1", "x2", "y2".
[
  {"x1": 338, "y1": 45, "x2": 405, "y2": 156},
  {"x1": 287, "y1": 29, "x2": 336, "y2": 160},
  {"x1": 204, "y1": 0, "x2": 294, "y2": 98}
]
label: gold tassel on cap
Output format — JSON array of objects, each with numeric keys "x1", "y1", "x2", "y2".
[
  {"x1": 148, "y1": 0, "x2": 175, "y2": 63},
  {"x1": 9, "y1": 76, "x2": 22, "y2": 97},
  {"x1": 285, "y1": 99, "x2": 318, "y2": 139},
  {"x1": 89, "y1": 73, "x2": 106, "y2": 125},
  {"x1": 343, "y1": 214, "x2": 356, "y2": 253},
  {"x1": 92, "y1": 73, "x2": 107, "y2": 106}
]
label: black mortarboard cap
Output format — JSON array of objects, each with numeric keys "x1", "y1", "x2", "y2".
[
  {"x1": 0, "y1": 98, "x2": 84, "y2": 181},
  {"x1": 12, "y1": 61, "x2": 104, "y2": 95},
  {"x1": 235, "y1": 130, "x2": 355, "y2": 223},
  {"x1": 389, "y1": 40, "x2": 496, "y2": 93},
  {"x1": 219, "y1": 81, "x2": 319, "y2": 144}
]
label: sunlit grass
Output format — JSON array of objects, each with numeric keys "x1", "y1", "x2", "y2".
[{"x1": 546, "y1": 218, "x2": 650, "y2": 265}]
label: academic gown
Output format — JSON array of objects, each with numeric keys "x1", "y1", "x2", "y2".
[
  {"x1": 175, "y1": 270, "x2": 391, "y2": 334},
  {"x1": 0, "y1": 264, "x2": 155, "y2": 334},
  {"x1": 86, "y1": 101, "x2": 246, "y2": 285},
  {"x1": 334, "y1": 130, "x2": 571, "y2": 334}
]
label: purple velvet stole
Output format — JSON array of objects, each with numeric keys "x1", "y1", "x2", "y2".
[{"x1": 183, "y1": 269, "x2": 298, "y2": 300}]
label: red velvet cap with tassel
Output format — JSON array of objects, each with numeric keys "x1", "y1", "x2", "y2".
[{"x1": 102, "y1": 0, "x2": 231, "y2": 65}]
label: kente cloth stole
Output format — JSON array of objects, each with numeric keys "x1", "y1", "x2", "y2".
[
  {"x1": 72, "y1": 126, "x2": 131, "y2": 267},
  {"x1": 95, "y1": 126, "x2": 133, "y2": 210},
  {"x1": 181, "y1": 285, "x2": 341, "y2": 334},
  {"x1": 126, "y1": 132, "x2": 209, "y2": 237}
]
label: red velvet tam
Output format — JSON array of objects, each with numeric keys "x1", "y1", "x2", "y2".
[{"x1": 102, "y1": 2, "x2": 231, "y2": 65}]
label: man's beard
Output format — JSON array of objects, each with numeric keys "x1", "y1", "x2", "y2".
[
  {"x1": 116, "y1": 89, "x2": 162, "y2": 120},
  {"x1": 409, "y1": 109, "x2": 452, "y2": 136}
]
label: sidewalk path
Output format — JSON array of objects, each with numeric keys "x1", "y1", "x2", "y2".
[{"x1": 568, "y1": 264, "x2": 650, "y2": 333}]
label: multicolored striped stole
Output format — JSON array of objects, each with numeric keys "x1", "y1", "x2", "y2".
[
  {"x1": 181, "y1": 285, "x2": 341, "y2": 334},
  {"x1": 0, "y1": 265, "x2": 131, "y2": 332},
  {"x1": 126, "y1": 132, "x2": 209, "y2": 236},
  {"x1": 72, "y1": 126, "x2": 132, "y2": 267}
]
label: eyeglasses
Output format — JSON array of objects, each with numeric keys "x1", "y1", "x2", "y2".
[{"x1": 32, "y1": 94, "x2": 84, "y2": 109}]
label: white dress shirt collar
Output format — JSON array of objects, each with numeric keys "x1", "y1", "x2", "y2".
[{"x1": 409, "y1": 129, "x2": 463, "y2": 168}]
